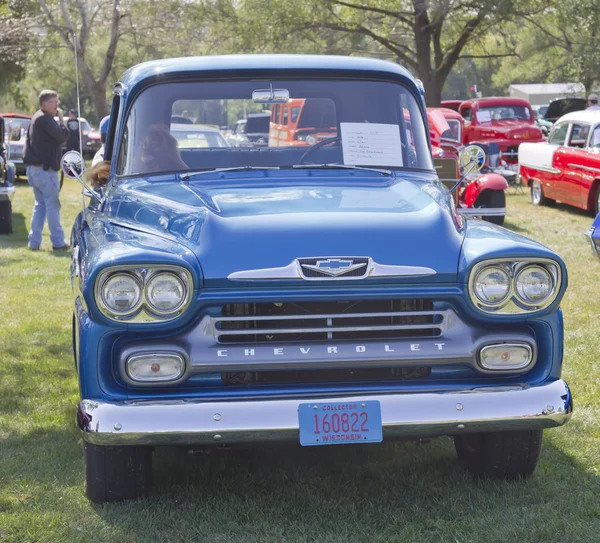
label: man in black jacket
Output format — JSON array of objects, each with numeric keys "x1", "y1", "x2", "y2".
[{"x1": 23, "y1": 90, "x2": 69, "y2": 250}]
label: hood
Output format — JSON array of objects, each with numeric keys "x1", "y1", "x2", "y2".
[
  {"x1": 477, "y1": 120, "x2": 542, "y2": 141},
  {"x1": 104, "y1": 173, "x2": 465, "y2": 286},
  {"x1": 545, "y1": 98, "x2": 587, "y2": 122}
]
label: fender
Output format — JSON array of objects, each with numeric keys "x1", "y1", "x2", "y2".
[{"x1": 463, "y1": 173, "x2": 508, "y2": 207}]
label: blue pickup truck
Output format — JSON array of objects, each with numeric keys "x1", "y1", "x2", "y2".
[{"x1": 68, "y1": 55, "x2": 572, "y2": 503}]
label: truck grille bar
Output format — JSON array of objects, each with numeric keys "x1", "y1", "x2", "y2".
[{"x1": 215, "y1": 300, "x2": 445, "y2": 343}]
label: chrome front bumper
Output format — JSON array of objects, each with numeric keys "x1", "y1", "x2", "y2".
[{"x1": 78, "y1": 380, "x2": 572, "y2": 446}]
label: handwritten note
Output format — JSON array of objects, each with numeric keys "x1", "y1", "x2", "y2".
[{"x1": 340, "y1": 123, "x2": 403, "y2": 167}]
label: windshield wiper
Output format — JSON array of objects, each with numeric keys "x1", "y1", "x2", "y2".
[
  {"x1": 181, "y1": 166, "x2": 280, "y2": 181},
  {"x1": 292, "y1": 163, "x2": 392, "y2": 176}
]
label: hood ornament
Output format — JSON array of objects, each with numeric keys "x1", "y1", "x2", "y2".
[{"x1": 299, "y1": 258, "x2": 367, "y2": 277}]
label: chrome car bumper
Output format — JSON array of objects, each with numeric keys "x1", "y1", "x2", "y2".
[{"x1": 78, "y1": 379, "x2": 572, "y2": 446}]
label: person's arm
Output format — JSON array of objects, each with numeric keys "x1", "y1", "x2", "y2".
[{"x1": 40, "y1": 114, "x2": 69, "y2": 144}]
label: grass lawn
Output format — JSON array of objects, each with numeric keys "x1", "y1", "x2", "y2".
[{"x1": 0, "y1": 180, "x2": 599, "y2": 542}]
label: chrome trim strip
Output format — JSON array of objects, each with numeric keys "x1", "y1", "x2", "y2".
[
  {"x1": 519, "y1": 163, "x2": 561, "y2": 174},
  {"x1": 458, "y1": 207, "x2": 506, "y2": 217},
  {"x1": 77, "y1": 379, "x2": 572, "y2": 445},
  {"x1": 567, "y1": 163, "x2": 600, "y2": 175},
  {"x1": 228, "y1": 258, "x2": 436, "y2": 281}
]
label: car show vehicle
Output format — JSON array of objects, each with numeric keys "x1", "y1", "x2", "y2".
[
  {"x1": 440, "y1": 99, "x2": 462, "y2": 112},
  {"x1": 269, "y1": 98, "x2": 337, "y2": 146},
  {"x1": 64, "y1": 55, "x2": 572, "y2": 503},
  {"x1": 0, "y1": 114, "x2": 16, "y2": 234},
  {"x1": 586, "y1": 213, "x2": 600, "y2": 259},
  {"x1": 1, "y1": 113, "x2": 31, "y2": 178},
  {"x1": 458, "y1": 97, "x2": 544, "y2": 164},
  {"x1": 227, "y1": 113, "x2": 270, "y2": 147},
  {"x1": 170, "y1": 123, "x2": 230, "y2": 149},
  {"x1": 519, "y1": 110, "x2": 600, "y2": 214},
  {"x1": 428, "y1": 107, "x2": 508, "y2": 225}
]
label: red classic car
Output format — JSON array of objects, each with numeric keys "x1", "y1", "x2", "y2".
[
  {"x1": 428, "y1": 107, "x2": 507, "y2": 225},
  {"x1": 519, "y1": 110, "x2": 600, "y2": 214},
  {"x1": 457, "y1": 97, "x2": 544, "y2": 163},
  {"x1": 440, "y1": 100, "x2": 462, "y2": 112}
]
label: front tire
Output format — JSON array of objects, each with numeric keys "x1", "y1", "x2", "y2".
[
  {"x1": 474, "y1": 189, "x2": 506, "y2": 226},
  {"x1": 454, "y1": 429, "x2": 543, "y2": 479},
  {"x1": 531, "y1": 180, "x2": 554, "y2": 206},
  {"x1": 84, "y1": 442, "x2": 153, "y2": 503}
]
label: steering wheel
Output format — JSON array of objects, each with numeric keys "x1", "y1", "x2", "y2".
[{"x1": 299, "y1": 136, "x2": 342, "y2": 164}]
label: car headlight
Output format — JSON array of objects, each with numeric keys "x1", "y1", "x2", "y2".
[
  {"x1": 145, "y1": 272, "x2": 187, "y2": 314},
  {"x1": 473, "y1": 266, "x2": 511, "y2": 305},
  {"x1": 468, "y1": 259, "x2": 561, "y2": 314},
  {"x1": 95, "y1": 266, "x2": 192, "y2": 322},
  {"x1": 514, "y1": 265, "x2": 553, "y2": 304},
  {"x1": 99, "y1": 273, "x2": 142, "y2": 316}
]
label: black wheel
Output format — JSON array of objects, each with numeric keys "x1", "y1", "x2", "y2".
[
  {"x1": 84, "y1": 442, "x2": 153, "y2": 503},
  {"x1": 474, "y1": 189, "x2": 506, "y2": 226},
  {"x1": 454, "y1": 429, "x2": 543, "y2": 479},
  {"x1": 530, "y1": 179, "x2": 554, "y2": 206},
  {"x1": 593, "y1": 184, "x2": 600, "y2": 216},
  {"x1": 0, "y1": 201, "x2": 12, "y2": 234}
]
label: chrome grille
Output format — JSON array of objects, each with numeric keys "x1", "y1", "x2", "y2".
[{"x1": 215, "y1": 300, "x2": 444, "y2": 343}]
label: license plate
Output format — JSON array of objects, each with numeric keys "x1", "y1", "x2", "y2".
[{"x1": 298, "y1": 400, "x2": 382, "y2": 446}]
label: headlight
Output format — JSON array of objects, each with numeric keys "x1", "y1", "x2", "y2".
[
  {"x1": 95, "y1": 266, "x2": 192, "y2": 322},
  {"x1": 468, "y1": 259, "x2": 561, "y2": 314},
  {"x1": 515, "y1": 265, "x2": 553, "y2": 304},
  {"x1": 473, "y1": 266, "x2": 511, "y2": 305},
  {"x1": 100, "y1": 273, "x2": 142, "y2": 316},
  {"x1": 145, "y1": 272, "x2": 186, "y2": 314}
]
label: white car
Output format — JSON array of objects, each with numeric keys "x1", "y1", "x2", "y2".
[{"x1": 170, "y1": 123, "x2": 230, "y2": 148}]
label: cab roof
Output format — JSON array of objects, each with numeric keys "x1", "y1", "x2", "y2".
[
  {"x1": 118, "y1": 54, "x2": 417, "y2": 93},
  {"x1": 459, "y1": 97, "x2": 533, "y2": 109}
]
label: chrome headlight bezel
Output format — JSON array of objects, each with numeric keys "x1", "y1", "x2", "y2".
[
  {"x1": 95, "y1": 265, "x2": 193, "y2": 322},
  {"x1": 468, "y1": 258, "x2": 561, "y2": 314}
]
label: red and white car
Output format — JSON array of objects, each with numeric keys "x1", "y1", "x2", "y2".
[{"x1": 519, "y1": 110, "x2": 600, "y2": 214}]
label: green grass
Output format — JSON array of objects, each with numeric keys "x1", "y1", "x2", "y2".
[{"x1": 1, "y1": 181, "x2": 599, "y2": 542}]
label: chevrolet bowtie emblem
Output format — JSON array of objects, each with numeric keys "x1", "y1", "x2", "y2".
[{"x1": 300, "y1": 258, "x2": 367, "y2": 277}]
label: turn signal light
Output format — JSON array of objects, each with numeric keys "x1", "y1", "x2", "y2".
[
  {"x1": 479, "y1": 344, "x2": 533, "y2": 371},
  {"x1": 126, "y1": 353, "x2": 185, "y2": 382}
]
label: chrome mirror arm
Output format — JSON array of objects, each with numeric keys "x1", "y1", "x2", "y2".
[{"x1": 66, "y1": 161, "x2": 105, "y2": 203}]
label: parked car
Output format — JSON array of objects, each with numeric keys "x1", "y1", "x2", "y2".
[
  {"x1": 542, "y1": 97, "x2": 587, "y2": 124},
  {"x1": 170, "y1": 123, "x2": 230, "y2": 148},
  {"x1": 0, "y1": 114, "x2": 16, "y2": 234},
  {"x1": 519, "y1": 110, "x2": 600, "y2": 214},
  {"x1": 227, "y1": 113, "x2": 270, "y2": 147},
  {"x1": 66, "y1": 54, "x2": 572, "y2": 503},
  {"x1": 440, "y1": 100, "x2": 463, "y2": 112},
  {"x1": 1, "y1": 113, "x2": 31, "y2": 178},
  {"x1": 53, "y1": 116, "x2": 97, "y2": 158},
  {"x1": 458, "y1": 97, "x2": 544, "y2": 164},
  {"x1": 268, "y1": 98, "x2": 337, "y2": 146},
  {"x1": 586, "y1": 213, "x2": 600, "y2": 258},
  {"x1": 428, "y1": 107, "x2": 508, "y2": 225}
]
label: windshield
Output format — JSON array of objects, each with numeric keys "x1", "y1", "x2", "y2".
[
  {"x1": 117, "y1": 79, "x2": 433, "y2": 176},
  {"x1": 441, "y1": 119, "x2": 461, "y2": 142},
  {"x1": 476, "y1": 106, "x2": 531, "y2": 123}
]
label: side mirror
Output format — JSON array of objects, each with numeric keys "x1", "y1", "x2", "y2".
[
  {"x1": 459, "y1": 144, "x2": 486, "y2": 176},
  {"x1": 61, "y1": 150, "x2": 104, "y2": 202}
]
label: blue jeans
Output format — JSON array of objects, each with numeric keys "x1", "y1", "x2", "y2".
[{"x1": 27, "y1": 166, "x2": 66, "y2": 249}]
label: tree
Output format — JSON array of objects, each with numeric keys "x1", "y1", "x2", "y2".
[
  {"x1": 0, "y1": 0, "x2": 34, "y2": 95},
  {"x1": 229, "y1": 0, "x2": 546, "y2": 104}
]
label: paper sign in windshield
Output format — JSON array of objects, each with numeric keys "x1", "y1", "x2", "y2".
[
  {"x1": 340, "y1": 123, "x2": 403, "y2": 167},
  {"x1": 475, "y1": 110, "x2": 491, "y2": 123}
]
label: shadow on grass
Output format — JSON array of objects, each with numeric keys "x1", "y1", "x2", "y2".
[
  {"x1": 502, "y1": 219, "x2": 529, "y2": 234},
  {"x1": 0, "y1": 213, "x2": 28, "y2": 249},
  {"x1": 82, "y1": 435, "x2": 600, "y2": 541}
]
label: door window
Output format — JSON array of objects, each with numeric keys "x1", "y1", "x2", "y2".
[
  {"x1": 567, "y1": 123, "x2": 590, "y2": 148},
  {"x1": 548, "y1": 123, "x2": 569, "y2": 145},
  {"x1": 461, "y1": 108, "x2": 472, "y2": 121},
  {"x1": 590, "y1": 125, "x2": 600, "y2": 148}
]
